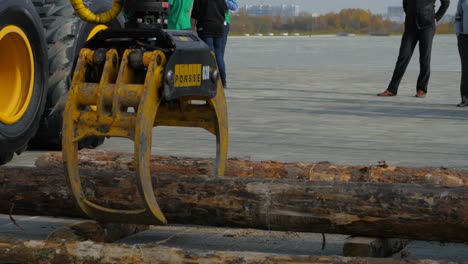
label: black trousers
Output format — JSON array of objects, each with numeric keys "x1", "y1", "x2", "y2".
[
  {"x1": 458, "y1": 34, "x2": 468, "y2": 100},
  {"x1": 387, "y1": 25, "x2": 436, "y2": 94}
]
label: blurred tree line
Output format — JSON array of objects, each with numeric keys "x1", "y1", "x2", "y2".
[{"x1": 230, "y1": 8, "x2": 455, "y2": 35}]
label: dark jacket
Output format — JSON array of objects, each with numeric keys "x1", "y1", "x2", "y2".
[
  {"x1": 191, "y1": 0, "x2": 227, "y2": 38},
  {"x1": 455, "y1": 0, "x2": 468, "y2": 35},
  {"x1": 403, "y1": 0, "x2": 450, "y2": 29}
]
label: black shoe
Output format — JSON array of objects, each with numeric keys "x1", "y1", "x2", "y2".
[{"x1": 457, "y1": 101, "x2": 468, "y2": 107}]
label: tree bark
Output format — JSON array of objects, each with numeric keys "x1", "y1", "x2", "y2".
[
  {"x1": 0, "y1": 237, "x2": 450, "y2": 264},
  {"x1": 1, "y1": 167, "x2": 466, "y2": 242},
  {"x1": 35, "y1": 150, "x2": 468, "y2": 186}
]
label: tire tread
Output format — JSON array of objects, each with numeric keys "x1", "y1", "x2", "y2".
[{"x1": 30, "y1": 0, "x2": 100, "y2": 149}]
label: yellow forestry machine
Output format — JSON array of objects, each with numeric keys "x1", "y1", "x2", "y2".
[{"x1": 0, "y1": 0, "x2": 228, "y2": 225}]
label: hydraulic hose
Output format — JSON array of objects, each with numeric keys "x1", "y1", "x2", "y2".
[{"x1": 70, "y1": 0, "x2": 123, "y2": 24}]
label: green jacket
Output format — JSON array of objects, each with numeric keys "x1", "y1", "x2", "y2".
[
  {"x1": 168, "y1": 0, "x2": 194, "y2": 30},
  {"x1": 225, "y1": 0, "x2": 238, "y2": 25}
]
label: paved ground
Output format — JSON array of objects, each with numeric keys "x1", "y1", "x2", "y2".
[
  {"x1": 2, "y1": 35, "x2": 468, "y2": 261},
  {"x1": 119, "y1": 226, "x2": 468, "y2": 262}
]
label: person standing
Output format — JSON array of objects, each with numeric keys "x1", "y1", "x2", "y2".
[
  {"x1": 167, "y1": 0, "x2": 193, "y2": 30},
  {"x1": 191, "y1": 0, "x2": 228, "y2": 87},
  {"x1": 378, "y1": 0, "x2": 450, "y2": 98},
  {"x1": 456, "y1": 0, "x2": 468, "y2": 106},
  {"x1": 222, "y1": 0, "x2": 238, "y2": 57},
  {"x1": 220, "y1": 0, "x2": 238, "y2": 88}
]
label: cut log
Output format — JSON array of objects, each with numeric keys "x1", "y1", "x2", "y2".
[
  {"x1": 36, "y1": 150, "x2": 468, "y2": 186},
  {"x1": 0, "y1": 238, "x2": 449, "y2": 264},
  {"x1": 0, "y1": 167, "x2": 467, "y2": 242},
  {"x1": 343, "y1": 237, "x2": 409, "y2": 257}
]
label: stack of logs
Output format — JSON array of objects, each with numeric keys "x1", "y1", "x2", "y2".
[{"x1": 0, "y1": 149, "x2": 467, "y2": 263}]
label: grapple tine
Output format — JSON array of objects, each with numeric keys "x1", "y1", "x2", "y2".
[
  {"x1": 134, "y1": 51, "x2": 168, "y2": 224},
  {"x1": 210, "y1": 81, "x2": 229, "y2": 177}
]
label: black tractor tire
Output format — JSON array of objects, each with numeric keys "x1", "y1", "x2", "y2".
[
  {"x1": 0, "y1": 0, "x2": 48, "y2": 164},
  {"x1": 0, "y1": 152, "x2": 14, "y2": 166},
  {"x1": 29, "y1": 0, "x2": 124, "y2": 150}
]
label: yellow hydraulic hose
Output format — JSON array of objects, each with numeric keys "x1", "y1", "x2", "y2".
[{"x1": 70, "y1": 0, "x2": 123, "y2": 24}]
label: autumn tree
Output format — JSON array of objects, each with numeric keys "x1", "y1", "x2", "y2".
[{"x1": 229, "y1": 8, "x2": 454, "y2": 35}]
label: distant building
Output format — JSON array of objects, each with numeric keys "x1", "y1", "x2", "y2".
[
  {"x1": 243, "y1": 4, "x2": 300, "y2": 17},
  {"x1": 387, "y1": 6, "x2": 404, "y2": 22}
]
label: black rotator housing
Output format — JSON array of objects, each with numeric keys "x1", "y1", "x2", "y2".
[
  {"x1": 163, "y1": 30, "x2": 219, "y2": 101},
  {"x1": 123, "y1": 0, "x2": 170, "y2": 29}
]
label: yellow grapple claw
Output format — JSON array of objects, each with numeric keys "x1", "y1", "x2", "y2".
[{"x1": 62, "y1": 46, "x2": 228, "y2": 224}]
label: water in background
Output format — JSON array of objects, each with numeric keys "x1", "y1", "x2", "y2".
[{"x1": 226, "y1": 35, "x2": 460, "y2": 73}]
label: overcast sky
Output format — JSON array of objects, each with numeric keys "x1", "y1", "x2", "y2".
[{"x1": 238, "y1": 0, "x2": 457, "y2": 15}]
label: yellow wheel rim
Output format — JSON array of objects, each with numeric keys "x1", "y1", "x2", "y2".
[{"x1": 0, "y1": 25, "x2": 35, "y2": 124}]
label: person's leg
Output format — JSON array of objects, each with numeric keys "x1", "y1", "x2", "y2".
[
  {"x1": 416, "y1": 25, "x2": 436, "y2": 93},
  {"x1": 201, "y1": 36, "x2": 225, "y2": 87},
  {"x1": 387, "y1": 29, "x2": 419, "y2": 94},
  {"x1": 459, "y1": 35, "x2": 468, "y2": 104},
  {"x1": 200, "y1": 36, "x2": 215, "y2": 52},
  {"x1": 213, "y1": 36, "x2": 226, "y2": 87},
  {"x1": 221, "y1": 23, "x2": 230, "y2": 58}
]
